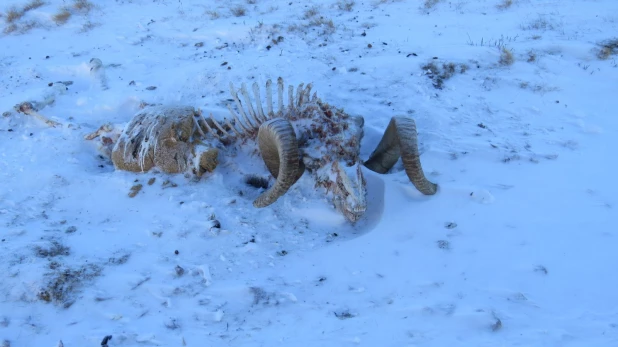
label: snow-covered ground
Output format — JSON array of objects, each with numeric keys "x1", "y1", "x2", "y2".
[{"x1": 1, "y1": 0, "x2": 618, "y2": 345}]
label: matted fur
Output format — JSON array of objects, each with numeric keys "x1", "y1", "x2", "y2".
[{"x1": 111, "y1": 105, "x2": 200, "y2": 174}]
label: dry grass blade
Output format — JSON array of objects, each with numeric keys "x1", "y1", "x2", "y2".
[{"x1": 499, "y1": 47, "x2": 514, "y2": 66}]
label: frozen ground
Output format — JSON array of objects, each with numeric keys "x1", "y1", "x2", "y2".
[{"x1": 1, "y1": 0, "x2": 618, "y2": 346}]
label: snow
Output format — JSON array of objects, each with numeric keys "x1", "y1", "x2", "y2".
[{"x1": 1, "y1": 0, "x2": 618, "y2": 346}]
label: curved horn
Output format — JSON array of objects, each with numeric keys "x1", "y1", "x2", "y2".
[
  {"x1": 364, "y1": 116, "x2": 438, "y2": 195},
  {"x1": 253, "y1": 118, "x2": 303, "y2": 208}
]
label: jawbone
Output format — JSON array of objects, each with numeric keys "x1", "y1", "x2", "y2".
[{"x1": 330, "y1": 161, "x2": 367, "y2": 223}]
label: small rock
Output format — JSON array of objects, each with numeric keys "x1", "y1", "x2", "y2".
[
  {"x1": 108, "y1": 254, "x2": 130, "y2": 265},
  {"x1": 0, "y1": 317, "x2": 10, "y2": 327},
  {"x1": 334, "y1": 310, "x2": 355, "y2": 319},
  {"x1": 491, "y1": 317, "x2": 502, "y2": 331},
  {"x1": 437, "y1": 240, "x2": 450, "y2": 250},
  {"x1": 175, "y1": 265, "x2": 185, "y2": 276},
  {"x1": 101, "y1": 335, "x2": 112, "y2": 347},
  {"x1": 162, "y1": 180, "x2": 178, "y2": 188},
  {"x1": 534, "y1": 265, "x2": 548, "y2": 275}
]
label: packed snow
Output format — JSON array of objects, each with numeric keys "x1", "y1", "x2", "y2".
[{"x1": 1, "y1": 0, "x2": 617, "y2": 346}]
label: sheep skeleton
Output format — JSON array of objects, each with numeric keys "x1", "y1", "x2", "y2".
[{"x1": 89, "y1": 78, "x2": 437, "y2": 223}]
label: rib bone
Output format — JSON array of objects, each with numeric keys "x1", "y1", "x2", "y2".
[
  {"x1": 209, "y1": 113, "x2": 231, "y2": 137},
  {"x1": 240, "y1": 82, "x2": 260, "y2": 126},
  {"x1": 295, "y1": 83, "x2": 304, "y2": 108},
  {"x1": 229, "y1": 82, "x2": 256, "y2": 129},
  {"x1": 252, "y1": 82, "x2": 267, "y2": 122},
  {"x1": 227, "y1": 104, "x2": 252, "y2": 135},
  {"x1": 266, "y1": 79, "x2": 274, "y2": 117},
  {"x1": 197, "y1": 110, "x2": 220, "y2": 140},
  {"x1": 277, "y1": 77, "x2": 284, "y2": 115}
]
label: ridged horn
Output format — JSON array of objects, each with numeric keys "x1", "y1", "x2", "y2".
[
  {"x1": 364, "y1": 116, "x2": 438, "y2": 195},
  {"x1": 253, "y1": 118, "x2": 302, "y2": 208}
]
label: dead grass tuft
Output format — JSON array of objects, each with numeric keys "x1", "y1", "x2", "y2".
[
  {"x1": 5, "y1": 0, "x2": 46, "y2": 25},
  {"x1": 337, "y1": 0, "x2": 355, "y2": 11},
  {"x1": 34, "y1": 241, "x2": 70, "y2": 258},
  {"x1": 597, "y1": 38, "x2": 618, "y2": 60},
  {"x1": 79, "y1": 20, "x2": 100, "y2": 32},
  {"x1": 422, "y1": 61, "x2": 468, "y2": 89},
  {"x1": 3, "y1": 23, "x2": 18, "y2": 33},
  {"x1": 72, "y1": 0, "x2": 94, "y2": 13},
  {"x1": 2, "y1": 1, "x2": 47, "y2": 34},
  {"x1": 526, "y1": 50, "x2": 536, "y2": 62},
  {"x1": 499, "y1": 47, "x2": 514, "y2": 66},
  {"x1": 423, "y1": 0, "x2": 441, "y2": 9},
  {"x1": 24, "y1": 0, "x2": 46, "y2": 11},
  {"x1": 5, "y1": 7, "x2": 24, "y2": 23},
  {"x1": 521, "y1": 16, "x2": 560, "y2": 31},
  {"x1": 287, "y1": 23, "x2": 301, "y2": 32},
  {"x1": 496, "y1": 0, "x2": 513, "y2": 10},
  {"x1": 206, "y1": 10, "x2": 220, "y2": 19},
  {"x1": 37, "y1": 264, "x2": 102, "y2": 308},
  {"x1": 19, "y1": 19, "x2": 39, "y2": 33},
  {"x1": 597, "y1": 46, "x2": 612, "y2": 60},
  {"x1": 303, "y1": 6, "x2": 320, "y2": 19},
  {"x1": 52, "y1": 8, "x2": 71, "y2": 25},
  {"x1": 308, "y1": 17, "x2": 336, "y2": 35},
  {"x1": 230, "y1": 5, "x2": 246, "y2": 17},
  {"x1": 288, "y1": 10, "x2": 336, "y2": 36}
]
